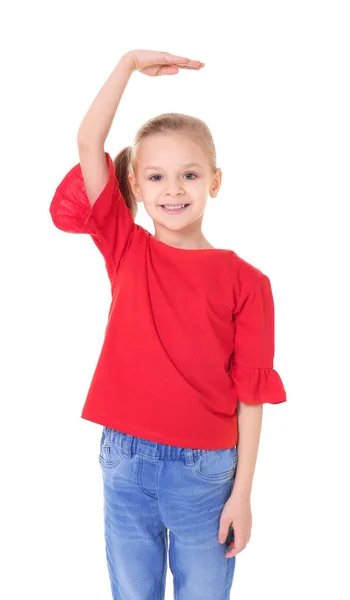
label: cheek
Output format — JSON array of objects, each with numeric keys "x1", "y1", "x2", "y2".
[
  {"x1": 141, "y1": 196, "x2": 158, "y2": 211},
  {"x1": 140, "y1": 183, "x2": 159, "y2": 199}
]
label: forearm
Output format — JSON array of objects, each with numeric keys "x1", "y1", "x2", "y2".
[
  {"x1": 231, "y1": 402, "x2": 263, "y2": 498},
  {"x1": 77, "y1": 53, "x2": 136, "y2": 146}
]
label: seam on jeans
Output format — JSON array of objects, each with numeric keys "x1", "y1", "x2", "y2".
[
  {"x1": 222, "y1": 552, "x2": 234, "y2": 600},
  {"x1": 137, "y1": 455, "x2": 157, "y2": 498},
  {"x1": 170, "y1": 531, "x2": 180, "y2": 600},
  {"x1": 155, "y1": 459, "x2": 167, "y2": 526},
  {"x1": 157, "y1": 529, "x2": 167, "y2": 600}
]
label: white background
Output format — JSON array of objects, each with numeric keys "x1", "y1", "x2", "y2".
[{"x1": 1, "y1": 0, "x2": 349, "y2": 598}]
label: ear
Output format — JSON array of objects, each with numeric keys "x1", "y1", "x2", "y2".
[
  {"x1": 209, "y1": 168, "x2": 222, "y2": 198},
  {"x1": 128, "y1": 172, "x2": 143, "y2": 203}
]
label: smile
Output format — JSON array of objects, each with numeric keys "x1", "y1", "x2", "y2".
[{"x1": 160, "y1": 204, "x2": 190, "y2": 214}]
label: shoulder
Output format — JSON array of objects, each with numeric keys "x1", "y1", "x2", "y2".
[
  {"x1": 229, "y1": 251, "x2": 270, "y2": 312},
  {"x1": 230, "y1": 250, "x2": 268, "y2": 288}
]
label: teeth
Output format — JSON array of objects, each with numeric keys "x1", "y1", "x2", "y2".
[{"x1": 162, "y1": 204, "x2": 186, "y2": 210}]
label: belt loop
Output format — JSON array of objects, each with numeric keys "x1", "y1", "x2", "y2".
[
  {"x1": 183, "y1": 447, "x2": 195, "y2": 466},
  {"x1": 122, "y1": 433, "x2": 133, "y2": 458}
]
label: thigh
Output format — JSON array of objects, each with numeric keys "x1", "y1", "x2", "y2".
[
  {"x1": 99, "y1": 427, "x2": 168, "y2": 600},
  {"x1": 161, "y1": 447, "x2": 238, "y2": 600}
]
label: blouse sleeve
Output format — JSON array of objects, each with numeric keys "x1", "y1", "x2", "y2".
[
  {"x1": 49, "y1": 151, "x2": 135, "y2": 272},
  {"x1": 230, "y1": 274, "x2": 287, "y2": 405}
]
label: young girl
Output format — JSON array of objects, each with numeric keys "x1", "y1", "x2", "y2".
[{"x1": 50, "y1": 49, "x2": 287, "y2": 600}]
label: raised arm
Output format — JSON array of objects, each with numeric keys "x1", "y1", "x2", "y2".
[
  {"x1": 50, "y1": 50, "x2": 204, "y2": 272},
  {"x1": 77, "y1": 53, "x2": 136, "y2": 207}
]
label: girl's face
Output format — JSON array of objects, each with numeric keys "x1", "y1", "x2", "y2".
[{"x1": 128, "y1": 133, "x2": 222, "y2": 232}]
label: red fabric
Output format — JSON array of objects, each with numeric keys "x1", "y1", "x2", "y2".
[{"x1": 50, "y1": 151, "x2": 287, "y2": 449}]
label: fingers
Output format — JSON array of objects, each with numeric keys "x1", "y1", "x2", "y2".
[
  {"x1": 176, "y1": 63, "x2": 204, "y2": 70},
  {"x1": 225, "y1": 537, "x2": 249, "y2": 558},
  {"x1": 165, "y1": 54, "x2": 190, "y2": 63},
  {"x1": 165, "y1": 54, "x2": 204, "y2": 69},
  {"x1": 167, "y1": 63, "x2": 204, "y2": 72},
  {"x1": 225, "y1": 542, "x2": 241, "y2": 558}
]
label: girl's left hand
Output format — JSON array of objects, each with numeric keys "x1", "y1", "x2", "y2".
[
  {"x1": 218, "y1": 491, "x2": 252, "y2": 558},
  {"x1": 125, "y1": 49, "x2": 205, "y2": 77}
]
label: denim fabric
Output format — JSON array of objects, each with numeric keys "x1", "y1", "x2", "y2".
[{"x1": 99, "y1": 426, "x2": 238, "y2": 600}]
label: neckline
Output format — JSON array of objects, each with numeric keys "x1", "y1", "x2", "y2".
[{"x1": 149, "y1": 232, "x2": 232, "y2": 253}]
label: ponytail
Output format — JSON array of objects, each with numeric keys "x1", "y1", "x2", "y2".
[{"x1": 112, "y1": 146, "x2": 138, "y2": 220}]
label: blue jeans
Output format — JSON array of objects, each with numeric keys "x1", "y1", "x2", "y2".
[{"x1": 99, "y1": 426, "x2": 238, "y2": 600}]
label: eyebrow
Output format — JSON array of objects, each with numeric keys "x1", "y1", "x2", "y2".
[{"x1": 143, "y1": 162, "x2": 203, "y2": 171}]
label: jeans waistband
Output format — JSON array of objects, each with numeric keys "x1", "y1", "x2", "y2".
[{"x1": 103, "y1": 426, "x2": 229, "y2": 466}]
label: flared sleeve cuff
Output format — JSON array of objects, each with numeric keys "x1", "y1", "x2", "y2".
[
  {"x1": 231, "y1": 365, "x2": 287, "y2": 405},
  {"x1": 49, "y1": 152, "x2": 116, "y2": 234}
]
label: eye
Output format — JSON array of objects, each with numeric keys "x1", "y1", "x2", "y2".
[{"x1": 149, "y1": 173, "x2": 197, "y2": 181}]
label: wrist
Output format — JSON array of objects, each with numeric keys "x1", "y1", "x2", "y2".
[
  {"x1": 231, "y1": 483, "x2": 252, "y2": 500},
  {"x1": 121, "y1": 51, "x2": 137, "y2": 72}
]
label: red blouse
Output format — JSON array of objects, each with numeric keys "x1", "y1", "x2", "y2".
[{"x1": 49, "y1": 151, "x2": 287, "y2": 449}]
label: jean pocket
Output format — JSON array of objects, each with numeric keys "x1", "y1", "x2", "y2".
[
  {"x1": 193, "y1": 447, "x2": 238, "y2": 482},
  {"x1": 99, "y1": 430, "x2": 125, "y2": 469}
]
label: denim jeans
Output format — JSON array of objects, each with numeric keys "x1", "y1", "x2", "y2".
[{"x1": 99, "y1": 426, "x2": 238, "y2": 600}]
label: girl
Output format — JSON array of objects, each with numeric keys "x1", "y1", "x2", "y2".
[{"x1": 49, "y1": 49, "x2": 287, "y2": 600}]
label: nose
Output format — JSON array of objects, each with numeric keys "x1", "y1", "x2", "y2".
[
  {"x1": 165, "y1": 185, "x2": 184, "y2": 196},
  {"x1": 166, "y1": 192, "x2": 183, "y2": 198},
  {"x1": 164, "y1": 178, "x2": 185, "y2": 196}
]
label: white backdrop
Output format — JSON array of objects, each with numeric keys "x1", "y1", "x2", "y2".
[{"x1": 1, "y1": 0, "x2": 349, "y2": 598}]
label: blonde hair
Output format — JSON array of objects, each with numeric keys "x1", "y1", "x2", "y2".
[{"x1": 112, "y1": 112, "x2": 217, "y2": 220}]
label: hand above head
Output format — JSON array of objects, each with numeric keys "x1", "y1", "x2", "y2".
[{"x1": 124, "y1": 49, "x2": 205, "y2": 77}]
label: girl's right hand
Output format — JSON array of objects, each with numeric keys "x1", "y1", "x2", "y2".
[{"x1": 124, "y1": 49, "x2": 205, "y2": 77}]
